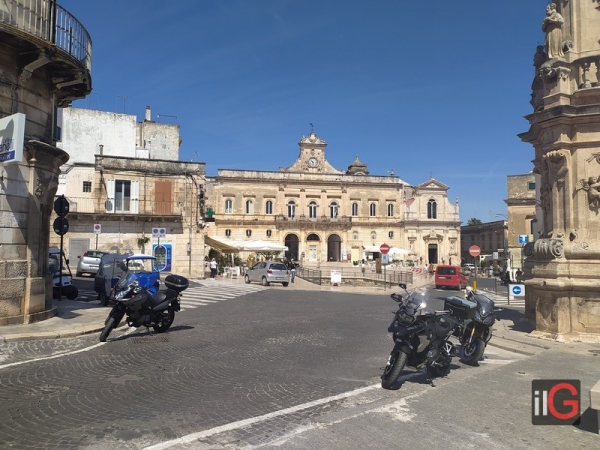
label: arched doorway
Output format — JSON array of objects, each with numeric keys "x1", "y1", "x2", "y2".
[
  {"x1": 428, "y1": 244, "x2": 438, "y2": 264},
  {"x1": 327, "y1": 234, "x2": 341, "y2": 262},
  {"x1": 284, "y1": 234, "x2": 299, "y2": 261},
  {"x1": 306, "y1": 233, "x2": 320, "y2": 263}
]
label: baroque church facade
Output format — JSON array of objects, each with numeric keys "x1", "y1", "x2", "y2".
[{"x1": 205, "y1": 132, "x2": 461, "y2": 266}]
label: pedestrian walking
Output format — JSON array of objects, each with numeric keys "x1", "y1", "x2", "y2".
[
  {"x1": 209, "y1": 258, "x2": 217, "y2": 279},
  {"x1": 289, "y1": 259, "x2": 296, "y2": 283}
]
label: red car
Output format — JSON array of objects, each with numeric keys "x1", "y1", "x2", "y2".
[{"x1": 435, "y1": 265, "x2": 469, "y2": 290}]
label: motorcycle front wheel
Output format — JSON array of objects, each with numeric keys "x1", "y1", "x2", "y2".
[
  {"x1": 460, "y1": 337, "x2": 486, "y2": 365},
  {"x1": 99, "y1": 317, "x2": 115, "y2": 342},
  {"x1": 381, "y1": 348, "x2": 408, "y2": 389},
  {"x1": 153, "y1": 309, "x2": 175, "y2": 333}
]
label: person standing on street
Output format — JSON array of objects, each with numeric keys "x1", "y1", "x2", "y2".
[
  {"x1": 288, "y1": 259, "x2": 296, "y2": 283},
  {"x1": 209, "y1": 258, "x2": 218, "y2": 279}
]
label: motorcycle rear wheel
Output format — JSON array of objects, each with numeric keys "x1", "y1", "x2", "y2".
[
  {"x1": 99, "y1": 317, "x2": 115, "y2": 342},
  {"x1": 460, "y1": 337, "x2": 485, "y2": 365},
  {"x1": 153, "y1": 309, "x2": 175, "y2": 333},
  {"x1": 381, "y1": 349, "x2": 408, "y2": 389}
]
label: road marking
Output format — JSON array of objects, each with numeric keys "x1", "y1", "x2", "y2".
[{"x1": 143, "y1": 383, "x2": 381, "y2": 450}]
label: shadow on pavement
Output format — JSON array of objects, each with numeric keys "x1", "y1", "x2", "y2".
[{"x1": 496, "y1": 308, "x2": 535, "y2": 334}]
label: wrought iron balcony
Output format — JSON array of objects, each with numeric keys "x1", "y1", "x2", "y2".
[
  {"x1": 60, "y1": 196, "x2": 183, "y2": 221},
  {"x1": 1, "y1": 1, "x2": 92, "y2": 71},
  {"x1": 0, "y1": 1, "x2": 92, "y2": 103}
]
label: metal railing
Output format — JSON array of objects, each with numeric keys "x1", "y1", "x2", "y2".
[
  {"x1": 61, "y1": 196, "x2": 182, "y2": 216},
  {"x1": 297, "y1": 266, "x2": 414, "y2": 287},
  {"x1": 0, "y1": 1, "x2": 92, "y2": 71}
]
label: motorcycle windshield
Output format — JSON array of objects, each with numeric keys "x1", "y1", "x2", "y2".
[
  {"x1": 404, "y1": 289, "x2": 430, "y2": 314},
  {"x1": 474, "y1": 294, "x2": 494, "y2": 316},
  {"x1": 115, "y1": 272, "x2": 137, "y2": 291}
]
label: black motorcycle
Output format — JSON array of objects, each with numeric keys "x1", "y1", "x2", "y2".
[
  {"x1": 450, "y1": 288, "x2": 502, "y2": 365},
  {"x1": 99, "y1": 272, "x2": 188, "y2": 342},
  {"x1": 381, "y1": 283, "x2": 474, "y2": 390}
]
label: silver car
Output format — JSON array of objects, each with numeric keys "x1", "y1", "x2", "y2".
[
  {"x1": 245, "y1": 261, "x2": 290, "y2": 286},
  {"x1": 76, "y1": 249, "x2": 107, "y2": 276}
]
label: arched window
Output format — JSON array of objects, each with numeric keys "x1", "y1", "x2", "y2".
[
  {"x1": 330, "y1": 201, "x2": 338, "y2": 219},
  {"x1": 266, "y1": 229, "x2": 272, "y2": 237},
  {"x1": 352, "y1": 231, "x2": 358, "y2": 240},
  {"x1": 371, "y1": 231, "x2": 377, "y2": 240},
  {"x1": 287, "y1": 200, "x2": 296, "y2": 219},
  {"x1": 225, "y1": 199, "x2": 233, "y2": 214},
  {"x1": 265, "y1": 200, "x2": 273, "y2": 215},
  {"x1": 387, "y1": 203, "x2": 394, "y2": 217},
  {"x1": 309, "y1": 201, "x2": 317, "y2": 219},
  {"x1": 351, "y1": 203, "x2": 358, "y2": 217},
  {"x1": 369, "y1": 203, "x2": 376, "y2": 217},
  {"x1": 427, "y1": 199, "x2": 437, "y2": 219},
  {"x1": 246, "y1": 229, "x2": 252, "y2": 237},
  {"x1": 225, "y1": 229, "x2": 231, "y2": 237},
  {"x1": 389, "y1": 231, "x2": 394, "y2": 238},
  {"x1": 245, "y1": 199, "x2": 253, "y2": 215}
]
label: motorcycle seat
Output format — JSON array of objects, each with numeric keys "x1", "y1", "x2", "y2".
[{"x1": 150, "y1": 289, "x2": 177, "y2": 308}]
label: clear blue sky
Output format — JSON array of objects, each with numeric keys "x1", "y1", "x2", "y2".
[{"x1": 60, "y1": 0, "x2": 548, "y2": 223}]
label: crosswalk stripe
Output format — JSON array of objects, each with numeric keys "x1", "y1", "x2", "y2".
[{"x1": 173, "y1": 279, "x2": 268, "y2": 312}]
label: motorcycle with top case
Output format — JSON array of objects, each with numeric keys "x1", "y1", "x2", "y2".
[
  {"x1": 99, "y1": 272, "x2": 188, "y2": 342},
  {"x1": 381, "y1": 283, "x2": 475, "y2": 390}
]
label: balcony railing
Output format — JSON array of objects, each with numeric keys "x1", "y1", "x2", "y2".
[
  {"x1": 61, "y1": 196, "x2": 182, "y2": 217},
  {"x1": 0, "y1": 1, "x2": 92, "y2": 71}
]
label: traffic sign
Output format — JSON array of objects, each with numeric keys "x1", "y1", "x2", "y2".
[
  {"x1": 518, "y1": 234, "x2": 529, "y2": 244},
  {"x1": 93, "y1": 224, "x2": 101, "y2": 234},
  {"x1": 380, "y1": 243, "x2": 390, "y2": 255},
  {"x1": 53, "y1": 196, "x2": 69, "y2": 217},
  {"x1": 152, "y1": 227, "x2": 167, "y2": 238},
  {"x1": 53, "y1": 217, "x2": 69, "y2": 236},
  {"x1": 469, "y1": 245, "x2": 481, "y2": 257}
]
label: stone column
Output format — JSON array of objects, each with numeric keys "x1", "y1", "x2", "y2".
[{"x1": 0, "y1": 141, "x2": 68, "y2": 325}]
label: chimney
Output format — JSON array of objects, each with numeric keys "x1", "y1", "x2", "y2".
[{"x1": 145, "y1": 106, "x2": 151, "y2": 122}]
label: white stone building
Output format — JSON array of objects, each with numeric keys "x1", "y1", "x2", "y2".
[
  {"x1": 206, "y1": 132, "x2": 461, "y2": 267},
  {"x1": 52, "y1": 106, "x2": 206, "y2": 276}
]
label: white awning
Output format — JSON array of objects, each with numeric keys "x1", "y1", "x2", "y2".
[
  {"x1": 204, "y1": 236, "x2": 288, "y2": 253},
  {"x1": 363, "y1": 245, "x2": 410, "y2": 255},
  {"x1": 204, "y1": 236, "x2": 240, "y2": 253}
]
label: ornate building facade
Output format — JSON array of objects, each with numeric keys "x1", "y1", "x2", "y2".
[
  {"x1": 520, "y1": 2, "x2": 600, "y2": 339},
  {"x1": 206, "y1": 132, "x2": 461, "y2": 267}
]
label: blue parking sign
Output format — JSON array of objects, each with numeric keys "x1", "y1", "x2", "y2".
[{"x1": 518, "y1": 234, "x2": 529, "y2": 244}]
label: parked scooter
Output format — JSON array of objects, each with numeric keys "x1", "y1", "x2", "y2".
[
  {"x1": 381, "y1": 283, "x2": 473, "y2": 390},
  {"x1": 49, "y1": 246, "x2": 79, "y2": 300},
  {"x1": 99, "y1": 272, "x2": 188, "y2": 342},
  {"x1": 447, "y1": 287, "x2": 503, "y2": 365}
]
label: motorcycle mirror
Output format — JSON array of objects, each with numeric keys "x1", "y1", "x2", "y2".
[{"x1": 398, "y1": 282, "x2": 407, "y2": 290}]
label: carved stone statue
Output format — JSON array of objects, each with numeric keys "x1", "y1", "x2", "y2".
[
  {"x1": 542, "y1": 3, "x2": 564, "y2": 59},
  {"x1": 576, "y1": 175, "x2": 600, "y2": 208}
]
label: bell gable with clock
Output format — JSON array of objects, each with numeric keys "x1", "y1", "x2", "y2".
[{"x1": 281, "y1": 131, "x2": 345, "y2": 175}]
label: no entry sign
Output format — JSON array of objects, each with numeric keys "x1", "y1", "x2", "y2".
[
  {"x1": 469, "y1": 245, "x2": 481, "y2": 257},
  {"x1": 380, "y1": 243, "x2": 390, "y2": 255}
]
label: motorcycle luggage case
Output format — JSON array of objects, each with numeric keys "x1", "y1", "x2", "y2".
[
  {"x1": 164, "y1": 274, "x2": 189, "y2": 292},
  {"x1": 444, "y1": 296, "x2": 477, "y2": 320}
]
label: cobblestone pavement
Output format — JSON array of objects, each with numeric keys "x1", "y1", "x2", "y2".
[{"x1": 0, "y1": 288, "x2": 532, "y2": 449}]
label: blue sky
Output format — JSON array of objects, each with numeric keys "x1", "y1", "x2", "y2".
[{"x1": 60, "y1": 0, "x2": 548, "y2": 223}]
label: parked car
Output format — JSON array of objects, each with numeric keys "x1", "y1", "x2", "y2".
[
  {"x1": 76, "y1": 249, "x2": 108, "y2": 277},
  {"x1": 435, "y1": 264, "x2": 469, "y2": 290},
  {"x1": 244, "y1": 261, "x2": 290, "y2": 286}
]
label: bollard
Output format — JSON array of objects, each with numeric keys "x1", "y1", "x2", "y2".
[{"x1": 472, "y1": 280, "x2": 477, "y2": 290}]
